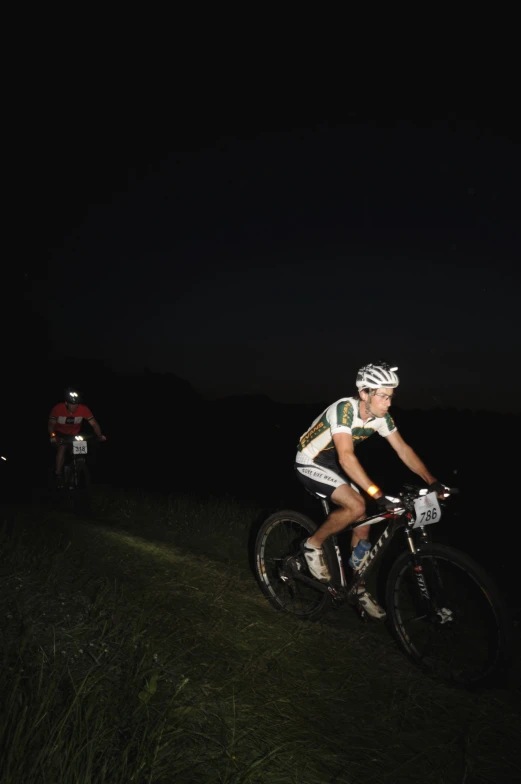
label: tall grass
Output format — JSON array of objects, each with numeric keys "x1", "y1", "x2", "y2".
[{"x1": 1, "y1": 490, "x2": 520, "y2": 783}]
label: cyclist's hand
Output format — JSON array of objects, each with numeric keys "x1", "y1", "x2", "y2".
[
  {"x1": 428, "y1": 481, "x2": 450, "y2": 498},
  {"x1": 376, "y1": 495, "x2": 402, "y2": 511},
  {"x1": 98, "y1": 435, "x2": 107, "y2": 442},
  {"x1": 50, "y1": 436, "x2": 57, "y2": 444}
]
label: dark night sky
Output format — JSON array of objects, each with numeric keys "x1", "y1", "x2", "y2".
[{"x1": 21, "y1": 100, "x2": 521, "y2": 413}]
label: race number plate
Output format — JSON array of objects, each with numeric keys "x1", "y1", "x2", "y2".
[
  {"x1": 72, "y1": 441, "x2": 88, "y2": 455},
  {"x1": 412, "y1": 491, "x2": 441, "y2": 528}
]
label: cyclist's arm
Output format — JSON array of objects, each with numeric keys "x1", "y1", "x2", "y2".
[
  {"x1": 88, "y1": 417, "x2": 105, "y2": 439},
  {"x1": 48, "y1": 417, "x2": 57, "y2": 437},
  {"x1": 332, "y1": 432, "x2": 384, "y2": 498},
  {"x1": 385, "y1": 431, "x2": 437, "y2": 485}
]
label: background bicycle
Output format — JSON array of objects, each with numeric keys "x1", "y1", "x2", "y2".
[{"x1": 52, "y1": 433, "x2": 98, "y2": 514}]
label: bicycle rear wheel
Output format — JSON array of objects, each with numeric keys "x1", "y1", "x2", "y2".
[
  {"x1": 254, "y1": 510, "x2": 332, "y2": 621},
  {"x1": 386, "y1": 543, "x2": 512, "y2": 685}
]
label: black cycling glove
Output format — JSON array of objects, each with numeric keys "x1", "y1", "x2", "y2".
[
  {"x1": 376, "y1": 495, "x2": 402, "y2": 511},
  {"x1": 428, "y1": 481, "x2": 449, "y2": 496}
]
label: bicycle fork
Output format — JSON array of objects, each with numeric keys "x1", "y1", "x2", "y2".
[{"x1": 405, "y1": 530, "x2": 453, "y2": 625}]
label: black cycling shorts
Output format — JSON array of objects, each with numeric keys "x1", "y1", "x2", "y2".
[{"x1": 294, "y1": 461, "x2": 361, "y2": 499}]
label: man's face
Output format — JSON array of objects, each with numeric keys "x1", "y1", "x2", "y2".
[
  {"x1": 67, "y1": 402, "x2": 79, "y2": 413},
  {"x1": 366, "y1": 387, "x2": 395, "y2": 417}
]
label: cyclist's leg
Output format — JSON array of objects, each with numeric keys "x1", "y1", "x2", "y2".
[
  {"x1": 294, "y1": 463, "x2": 366, "y2": 547},
  {"x1": 56, "y1": 443, "x2": 67, "y2": 473},
  {"x1": 309, "y1": 483, "x2": 366, "y2": 547},
  {"x1": 349, "y1": 520, "x2": 371, "y2": 550}
]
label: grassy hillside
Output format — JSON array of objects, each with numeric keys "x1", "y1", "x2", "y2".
[{"x1": 1, "y1": 490, "x2": 520, "y2": 783}]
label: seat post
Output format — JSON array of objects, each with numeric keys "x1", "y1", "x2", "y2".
[{"x1": 320, "y1": 498, "x2": 330, "y2": 518}]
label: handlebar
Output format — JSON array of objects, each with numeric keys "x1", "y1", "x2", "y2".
[
  {"x1": 397, "y1": 485, "x2": 459, "y2": 513},
  {"x1": 51, "y1": 433, "x2": 102, "y2": 443},
  {"x1": 402, "y1": 483, "x2": 459, "y2": 496}
]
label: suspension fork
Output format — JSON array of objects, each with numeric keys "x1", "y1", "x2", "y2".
[
  {"x1": 417, "y1": 527, "x2": 446, "y2": 595},
  {"x1": 71, "y1": 456, "x2": 83, "y2": 487},
  {"x1": 405, "y1": 528, "x2": 434, "y2": 602},
  {"x1": 67, "y1": 454, "x2": 75, "y2": 487}
]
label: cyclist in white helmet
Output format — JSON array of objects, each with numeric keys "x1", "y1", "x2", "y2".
[{"x1": 295, "y1": 361, "x2": 445, "y2": 619}]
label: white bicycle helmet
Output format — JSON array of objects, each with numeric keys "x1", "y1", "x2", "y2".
[{"x1": 356, "y1": 362, "x2": 399, "y2": 390}]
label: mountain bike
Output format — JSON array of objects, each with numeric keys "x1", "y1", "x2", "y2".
[
  {"x1": 254, "y1": 485, "x2": 512, "y2": 685},
  {"x1": 53, "y1": 434, "x2": 95, "y2": 513}
]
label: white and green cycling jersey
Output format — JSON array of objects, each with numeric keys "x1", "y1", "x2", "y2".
[{"x1": 296, "y1": 397, "x2": 397, "y2": 473}]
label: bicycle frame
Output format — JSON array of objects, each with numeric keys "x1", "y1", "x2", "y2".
[
  {"x1": 57, "y1": 435, "x2": 90, "y2": 491},
  {"x1": 297, "y1": 496, "x2": 431, "y2": 601},
  {"x1": 65, "y1": 451, "x2": 86, "y2": 488}
]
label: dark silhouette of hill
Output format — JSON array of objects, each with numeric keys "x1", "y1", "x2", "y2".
[{"x1": 4, "y1": 356, "x2": 519, "y2": 515}]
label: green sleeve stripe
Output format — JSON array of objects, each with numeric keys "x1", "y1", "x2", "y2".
[
  {"x1": 337, "y1": 400, "x2": 353, "y2": 429},
  {"x1": 384, "y1": 413, "x2": 396, "y2": 431}
]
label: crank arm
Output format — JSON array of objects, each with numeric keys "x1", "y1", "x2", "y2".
[{"x1": 290, "y1": 572, "x2": 331, "y2": 593}]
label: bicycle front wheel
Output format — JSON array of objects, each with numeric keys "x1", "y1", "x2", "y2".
[
  {"x1": 73, "y1": 461, "x2": 91, "y2": 515},
  {"x1": 386, "y1": 543, "x2": 512, "y2": 685},
  {"x1": 254, "y1": 510, "x2": 332, "y2": 621}
]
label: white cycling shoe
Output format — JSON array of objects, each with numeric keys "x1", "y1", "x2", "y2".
[
  {"x1": 302, "y1": 539, "x2": 331, "y2": 582},
  {"x1": 353, "y1": 586, "x2": 387, "y2": 620}
]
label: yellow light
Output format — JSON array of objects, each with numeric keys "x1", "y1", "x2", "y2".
[{"x1": 367, "y1": 485, "x2": 380, "y2": 497}]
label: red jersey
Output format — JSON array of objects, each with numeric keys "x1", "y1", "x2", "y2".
[{"x1": 49, "y1": 402, "x2": 95, "y2": 435}]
